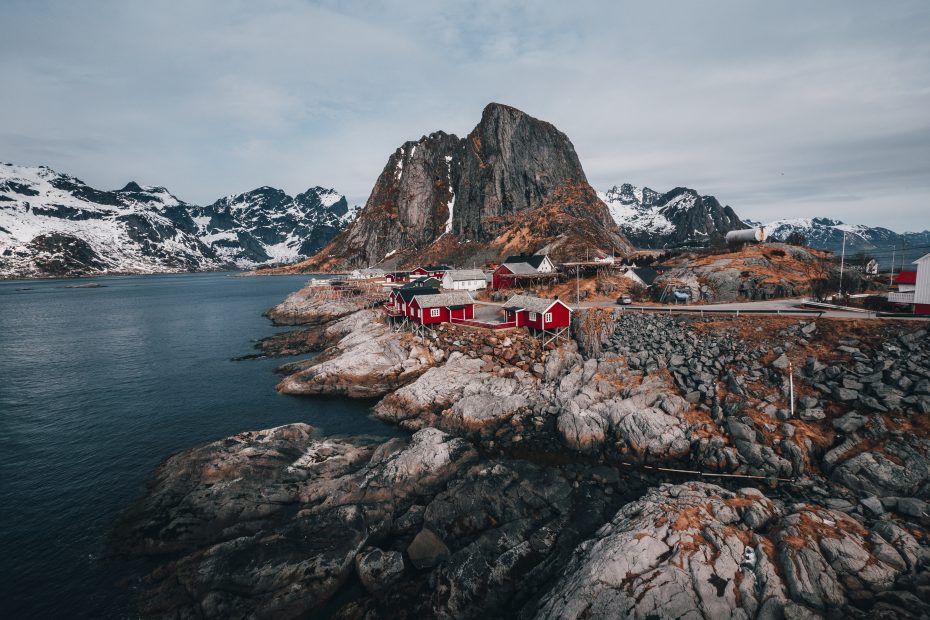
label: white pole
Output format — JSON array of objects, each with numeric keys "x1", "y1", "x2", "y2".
[
  {"x1": 788, "y1": 361, "x2": 795, "y2": 418},
  {"x1": 838, "y1": 231, "x2": 846, "y2": 297},
  {"x1": 890, "y1": 245, "x2": 896, "y2": 287},
  {"x1": 576, "y1": 266, "x2": 580, "y2": 304}
]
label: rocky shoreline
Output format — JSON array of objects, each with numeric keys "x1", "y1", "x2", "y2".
[{"x1": 111, "y1": 284, "x2": 930, "y2": 619}]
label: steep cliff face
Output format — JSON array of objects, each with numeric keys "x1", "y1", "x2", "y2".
[
  {"x1": 298, "y1": 103, "x2": 631, "y2": 271},
  {"x1": 323, "y1": 132, "x2": 460, "y2": 268},
  {"x1": 453, "y1": 103, "x2": 592, "y2": 240}
]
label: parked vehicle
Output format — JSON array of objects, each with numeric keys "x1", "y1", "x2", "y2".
[{"x1": 616, "y1": 295, "x2": 633, "y2": 305}]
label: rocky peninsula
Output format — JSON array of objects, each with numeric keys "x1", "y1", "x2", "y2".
[{"x1": 112, "y1": 284, "x2": 930, "y2": 619}]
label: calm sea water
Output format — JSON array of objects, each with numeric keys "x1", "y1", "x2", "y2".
[{"x1": 0, "y1": 272, "x2": 402, "y2": 618}]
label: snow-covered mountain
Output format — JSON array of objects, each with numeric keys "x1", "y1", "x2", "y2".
[
  {"x1": 0, "y1": 163, "x2": 356, "y2": 278},
  {"x1": 753, "y1": 217, "x2": 930, "y2": 268},
  {"x1": 189, "y1": 186, "x2": 358, "y2": 267},
  {"x1": 598, "y1": 183, "x2": 746, "y2": 248}
]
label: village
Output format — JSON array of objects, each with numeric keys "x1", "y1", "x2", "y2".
[{"x1": 329, "y1": 237, "x2": 930, "y2": 353}]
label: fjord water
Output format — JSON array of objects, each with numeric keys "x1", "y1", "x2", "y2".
[{"x1": 0, "y1": 272, "x2": 401, "y2": 618}]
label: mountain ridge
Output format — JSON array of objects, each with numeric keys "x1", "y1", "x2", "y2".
[
  {"x1": 598, "y1": 182, "x2": 747, "y2": 249},
  {"x1": 0, "y1": 163, "x2": 354, "y2": 278}
]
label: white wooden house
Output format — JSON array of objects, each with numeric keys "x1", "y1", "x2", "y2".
[{"x1": 441, "y1": 269, "x2": 487, "y2": 291}]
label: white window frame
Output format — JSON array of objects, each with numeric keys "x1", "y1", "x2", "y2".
[
  {"x1": 544, "y1": 312, "x2": 552, "y2": 324},
  {"x1": 529, "y1": 312, "x2": 537, "y2": 321},
  {"x1": 418, "y1": 308, "x2": 422, "y2": 318},
  {"x1": 430, "y1": 308, "x2": 440, "y2": 318}
]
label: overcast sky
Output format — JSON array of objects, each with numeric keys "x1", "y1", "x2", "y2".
[{"x1": 2, "y1": 1, "x2": 929, "y2": 231}]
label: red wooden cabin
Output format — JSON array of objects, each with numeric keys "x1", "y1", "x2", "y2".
[
  {"x1": 408, "y1": 292, "x2": 475, "y2": 325},
  {"x1": 384, "y1": 286, "x2": 439, "y2": 317},
  {"x1": 502, "y1": 294, "x2": 572, "y2": 329},
  {"x1": 491, "y1": 254, "x2": 556, "y2": 289},
  {"x1": 411, "y1": 264, "x2": 451, "y2": 279}
]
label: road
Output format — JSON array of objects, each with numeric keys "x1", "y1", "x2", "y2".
[{"x1": 476, "y1": 297, "x2": 912, "y2": 320}]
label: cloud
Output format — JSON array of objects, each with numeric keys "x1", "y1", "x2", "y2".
[{"x1": 0, "y1": 0, "x2": 928, "y2": 231}]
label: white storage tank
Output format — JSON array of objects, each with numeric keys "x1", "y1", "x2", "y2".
[{"x1": 725, "y1": 227, "x2": 767, "y2": 245}]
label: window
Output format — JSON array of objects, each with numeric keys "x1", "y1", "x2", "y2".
[
  {"x1": 544, "y1": 312, "x2": 552, "y2": 324},
  {"x1": 418, "y1": 309, "x2": 422, "y2": 318},
  {"x1": 430, "y1": 308, "x2": 440, "y2": 317},
  {"x1": 529, "y1": 312, "x2": 537, "y2": 321}
]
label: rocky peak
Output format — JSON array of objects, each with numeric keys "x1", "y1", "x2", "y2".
[
  {"x1": 119, "y1": 181, "x2": 144, "y2": 193},
  {"x1": 300, "y1": 103, "x2": 629, "y2": 270}
]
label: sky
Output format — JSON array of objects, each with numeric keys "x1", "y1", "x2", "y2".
[{"x1": 1, "y1": 0, "x2": 929, "y2": 231}]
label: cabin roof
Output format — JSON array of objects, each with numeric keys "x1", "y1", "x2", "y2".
[
  {"x1": 631, "y1": 267, "x2": 659, "y2": 286},
  {"x1": 504, "y1": 254, "x2": 548, "y2": 269},
  {"x1": 443, "y1": 269, "x2": 485, "y2": 281},
  {"x1": 498, "y1": 262, "x2": 540, "y2": 275},
  {"x1": 396, "y1": 286, "x2": 439, "y2": 302},
  {"x1": 417, "y1": 264, "x2": 451, "y2": 272},
  {"x1": 412, "y1": 292, "x2": 474, "y2": 308},
  {"x1": 403, "y1": 276, "x2": 440, "y2": 287},
  {"x1": 503, "y1": 294, "x2": 569, "y2": 314}
]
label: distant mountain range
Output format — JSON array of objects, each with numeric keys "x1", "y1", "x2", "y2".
[
  {"x1": 598, "y1": 183, "x2": 746, "y2": 249},
  {"x1": 2, "y1": 109, "x2": 927, "y2": 279},
  {"x1": 746, "y1": 217, "x2": 930, "y2": 269},
  {"x1": 0, "y1": 163, "x2": 356, "y2": 278},
  {"x1": 600, "y1": 181, "x2": 928, "y2": 268}
]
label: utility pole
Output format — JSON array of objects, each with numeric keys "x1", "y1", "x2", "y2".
[
  {"x1": 902, "y1": 235, "x2": 908, "y2": 275},
  {"x1": 788, "y1": 361, "x2": 795, "y2": 419},
  {"x1": 838, "y1": 231, "x2": 847, "y2": 297},
  {"x1": 576, "y1": 266, "x2": 580, "y2": 305},
  {"x1": 890, "y1": 245, "x2": 896, "y2": 287}
]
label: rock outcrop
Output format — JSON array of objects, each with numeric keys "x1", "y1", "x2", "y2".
[
  {"x1": 276, "y1": 314, "x2": 439, "y2": 398},
  {"x1": 654, "y1": 243, "x2": 836, "y2": 303},
  {"x1": 536, "y1": 481, "x2": 922, "y2": 619}
]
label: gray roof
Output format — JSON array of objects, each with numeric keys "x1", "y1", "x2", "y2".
[
  {"x1": 444, "y1": 269, "x2": 486, "y2": 281},
  {"x1": 504, "y1": 294, "x2": 569, "y2": 314},
  {"x1": 412, "y1": 292, "x2": 475, "y2": 308},
  {"x1": 501, "y1": 262, "x2": 540, "y2": 275}
]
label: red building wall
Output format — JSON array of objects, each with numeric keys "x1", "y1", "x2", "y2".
[
  {"x1": 916, "y1": 304, "x2": 930, "y2": 316},
  {"x1": 410, "y1": 267, "x2": 428, "y2": 277},
  {"x1": 408, "y1": 301, "x2": 475, "y2": 324},
  {"x1": 519, "y1": 301, "x2": 572, "y2": 329},
  {"x1": 492, "y1": 265, "x2": 513, "y2": 289}
]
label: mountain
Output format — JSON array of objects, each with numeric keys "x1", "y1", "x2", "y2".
[
  {"x1": 0, "y1": 163, "x2": 354, "y2": 279},
  {"x1": 189, "y1": 186, "x2": 357, "y2": 266},
  {"x1": 754, "y1": 217, "x2": 930, "y2": 268},
  {"x1": 598, "y1": 183, "x2": 747, "y2": 248},
  {"x1": 290, "y1": 103, "x2": 632, "y2": 271}
]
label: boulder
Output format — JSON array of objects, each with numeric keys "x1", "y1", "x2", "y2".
[{"x1": 407, "y1": 528, "x2": 450, "y2": 569}]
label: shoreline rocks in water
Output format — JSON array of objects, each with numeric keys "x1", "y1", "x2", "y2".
[
  {"x1": 112, "y1": 296, "x2": 930, "y2": 618},
  {"x1": 264, "y1": 285, "x2": 376, "y2": 326}
]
